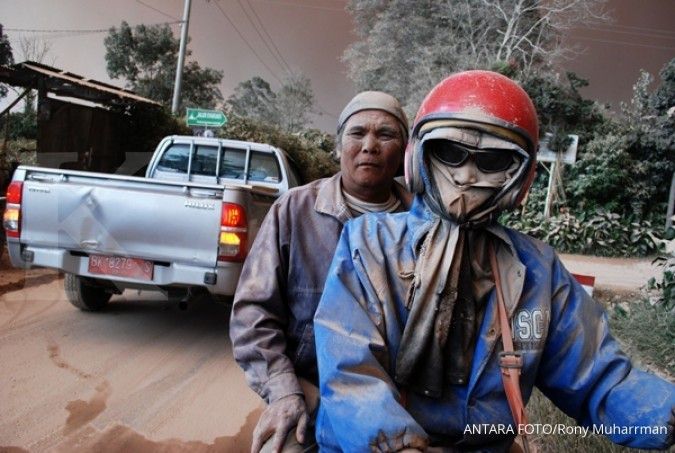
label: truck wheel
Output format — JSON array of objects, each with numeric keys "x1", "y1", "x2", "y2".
[{"x1": 64, "y1": 273, "x2": 112, "y2": 311}]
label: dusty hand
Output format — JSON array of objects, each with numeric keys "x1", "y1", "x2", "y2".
[{"x1": 251, "y1": 394, "x2": 309, "y2": 453}]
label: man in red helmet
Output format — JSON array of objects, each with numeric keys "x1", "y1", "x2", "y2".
[{"x1": 313, "y1": 71, "x2": 674, "y2": 452}]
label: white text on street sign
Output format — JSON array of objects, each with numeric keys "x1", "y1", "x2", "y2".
[{"x1": 186, "y1": 108, "x2": 227, "y2": 127}]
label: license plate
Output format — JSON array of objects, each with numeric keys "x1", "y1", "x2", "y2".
[{"x1": 88, "y1": 254, "x2": 154, "y2": 281}]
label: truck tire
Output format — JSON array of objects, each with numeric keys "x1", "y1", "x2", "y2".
[{"x1": 64, "y1": 273, "x2": 112, "y2": 311}]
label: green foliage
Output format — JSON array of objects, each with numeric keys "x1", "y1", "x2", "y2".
[
  {"x1": 521, "y1": 72, "x2": 610, "y2": 149},
  {"x1": 651, "y1": 58, "x2": 675, "y2": 115},
  {"x1": 227, "y1": 77, "x2": 277, "y2": 123},
  {"x1": 0, "y1": 138, "x2": 36, "y2": 192},
  {"x1": 566, "y1": 132, "x2": 632, "y2": 214},
  {"x1": 119, "y1": 105, "x2": 190, "y2": 156},
  {"x1": 646, "y1": 255, "x2": 675, "y2": 311},
  {"x1": 611, "y1": 298, "x2": 675, "y2": 375},
  {"x1": 227, "y1": 73, "x2": 317, "y2": 133},
  {"x1": 0, "y1": 24, "x2": 14, "y2": 98},
  {"x1": 566, "y1": 62, "x2": 675, "y2": 219},
  {"x1": 0, "y1": 110, "x2": 37, "y2": 140},
  {"x1": 502, "y1": 209, "x2": 663, "y2": 257},
  {"x1": 217, "y1": 114, "x2": 338, "y2": 183},
  {"x1": 527, "y1": 287, "x2": 673, "y2": 452},
  {"x1": 104, "y1": 21, "x2": 223, "y2": 109}
]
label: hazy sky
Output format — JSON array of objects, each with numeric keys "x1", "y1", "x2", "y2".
[{"x1": 1, "y1": 0, "x2": 673, "y2": 132}]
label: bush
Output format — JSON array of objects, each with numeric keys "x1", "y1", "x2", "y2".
[
  {"x1": 502, "y1": 209, "x2": 663, "y2": 257},
  {"x1": 646, "y1": 255, "x2": 675, "y2": 311},
  {"x1": 218, "y1": 115, "x2": 338, "y2": 183},
  {"x1": 120, "y1": 105, "x2": 191, "y2": 155},
  {"x1": 0, "y1": 110, "x2": 38, "y2": 140}
]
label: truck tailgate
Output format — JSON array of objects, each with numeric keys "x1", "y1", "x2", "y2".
[{"x1": 20, "y1": 170, "x2": 223, "y2": 267}]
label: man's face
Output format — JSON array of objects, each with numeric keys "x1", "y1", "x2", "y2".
[{"x1": 339, "y1": 110, "x2": 404, "y2": 202}]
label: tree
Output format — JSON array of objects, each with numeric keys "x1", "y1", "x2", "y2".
[
  {"x1": 522, "y1": 71, "x2": 609, "y2": 150},
  {"x1": 226, "y1": 72, "x2": 317, "y2": 133},
  {"x1": 18, "y1": 36, "x2": 53, "y2": 120},
  {"x1": 0, "y1": 24, "x2": 14, "y2": 99},
  {"x1": 650, "y1": 58, "x2": 674, "y2": 116},
  {"x1": 566, "y1": 63, "x2": 675, "y2": 219},
  {"x1": 343, "y1": 0, "x2": 608, "y2": 114},
  {"x1": 104, "y1": 21, "x2": 223, "y2": 110},
  {"x1": 227, "y1": 76, "x2": 278, "y2": 123},
  {"x1": 276, "y1": 72, "x2": 316, "y2": 133}
]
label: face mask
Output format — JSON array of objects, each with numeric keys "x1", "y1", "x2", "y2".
[{"x1": 427, "y1": 142, "x2": 521, "y2": 222}]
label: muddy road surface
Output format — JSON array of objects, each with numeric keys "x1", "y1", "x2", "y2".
[
  {"x1": 0, "y1": 249, "x2": 662, "y2": 452},
  {"x1": 0, "y1": 256, "x2": 262, "y2": 452}
]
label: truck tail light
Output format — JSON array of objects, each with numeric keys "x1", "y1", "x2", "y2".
[
  {"x1": 218, "y1": 202, "x2": 248, "y2": 262},
  {"x1": 3, "y1": 181, "x2": 23, "y2": 238}
]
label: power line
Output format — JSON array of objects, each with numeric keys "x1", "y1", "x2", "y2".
[
  {"x1": 237, "y1": 0, "x2": 290, "y2": 73},
  {"x1": 244, "y1": 0, "x2": 338, "y2": 119},
  {"x1": 581, "y1": 25, "x2": 675, "y2": 41},
  {"x1": 254, "y1": 0, "x2": 345, "y2": 12},
  {"x1": 213, "y1": 0, "x2": 338, "y2": 120},
  {"x1": 4, "y1": 21, "x2": 181, "y2": 34},
  {"x1": 135, "y1": 0, "x2": 180, "y2": 21},
  {"x1": 8, "y1": 31, "x2": 107, "y2": 42},
  {"x1": 572, "y1": 35, "x2": 675, "y2": 51},
  {"x1": 244, "y1": 0, "x2": 293, "y2": 73},
  {"x1": 4, "y1": 27, "x2": 110, "y2": 34},
  {"x1": 211, "y1": 0, "x2": 283, "y2": 83},
  {"x1": 587, "y1": 21, "x2": 675, "y2": 37}
]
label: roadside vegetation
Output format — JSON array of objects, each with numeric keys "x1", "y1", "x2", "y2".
[
  {"x1": 528, "y1": 296, "x2": 673, "y2": 452},
  {"x1": 527, "y1": 257, "x2": 674, "y2": 452}
]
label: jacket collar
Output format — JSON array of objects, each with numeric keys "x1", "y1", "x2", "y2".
[{"x1": 314, "y1": 172, "x2": 413, "y2": 225}]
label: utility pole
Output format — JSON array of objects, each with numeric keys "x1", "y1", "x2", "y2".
[
  {"x1": 171, "y1": 0, "x2": 192, "y2": 115},
  {"x1": 543, "y1": 160, "x2": 558, "y2": 218}
]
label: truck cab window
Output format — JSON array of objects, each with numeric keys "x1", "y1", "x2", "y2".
[
  {"x1": 193, "y1": 145, "x2": 219, "y2": 176},
  {"x1": 286, "y1": 160, "x2": 302, "y2": 188},
  {"x1": 219, "y1": 148, "x2": 247, "y2": 180},
  {"x1": 156, "y1": 144, "x2": 190, "y2": 173},
  {"x1": 248, "y1": 152, "x2": 281, "y2": 183}
]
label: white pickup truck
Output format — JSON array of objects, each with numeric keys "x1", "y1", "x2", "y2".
[{"x1": 3, "y1": 135, "x2": 302, "y2": 310}]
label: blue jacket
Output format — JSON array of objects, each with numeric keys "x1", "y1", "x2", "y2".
[{"x1": 314, "y1": 196, "x2": 675, "y2": 451}]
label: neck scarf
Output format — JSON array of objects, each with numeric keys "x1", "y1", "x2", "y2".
[
  {"x1": 395, "y1": 140, "x2": 519, "y2": 397},
  {"x1": 342, "y1": 189, "x2": 401, "y2": 215},
  {"x1": 394, "y1": 218, "x2": 493, "y2": 397}
]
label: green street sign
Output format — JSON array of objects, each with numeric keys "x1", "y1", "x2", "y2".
[{"x1": 186, "y1": 108, "x2": 227, "y2": 127}]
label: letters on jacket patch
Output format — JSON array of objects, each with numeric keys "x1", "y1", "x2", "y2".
[{"x1": 511, "y1": 308, "x2": 550, "y2": 351}]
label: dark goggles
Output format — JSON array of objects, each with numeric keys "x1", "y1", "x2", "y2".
[{"x1": 426, "y1": 140, "x2": 522, "y2": 173}]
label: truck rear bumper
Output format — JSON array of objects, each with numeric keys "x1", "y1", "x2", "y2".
[{"x1": 7, "y1": 241, "x2": 241, "y2": 296}]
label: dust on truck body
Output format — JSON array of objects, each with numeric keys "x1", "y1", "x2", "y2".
[{"x1": 2, "y1": 135, "x2": 302, "y2": 310}]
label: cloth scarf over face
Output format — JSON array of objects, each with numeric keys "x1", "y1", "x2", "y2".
[{"x1": 394, "y1": 127, "x2": 522, "y2": 398}]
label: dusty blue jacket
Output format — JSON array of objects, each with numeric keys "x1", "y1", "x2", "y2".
[{"x1": 314, "y1": 196, "x2": 675, "y2": 452}]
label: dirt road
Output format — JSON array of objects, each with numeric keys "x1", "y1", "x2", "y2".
[
  {"x1": 0, "y1": 249, "x2": 664, "y2": 452},
  {"x1": 0, "y1": 258, "x2": 262, "y2": 452},
  {"x1": 559, "y1": 253, "x2": 661, "y2": 291}
]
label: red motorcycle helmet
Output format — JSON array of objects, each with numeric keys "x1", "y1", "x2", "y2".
[{"x1": 405, "y1": 70, "x2": 539, "y2": 208}]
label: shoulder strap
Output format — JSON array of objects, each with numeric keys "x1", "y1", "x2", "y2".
[{"x1": 488, "y1": 240, "x2": 533, "y2": 453}]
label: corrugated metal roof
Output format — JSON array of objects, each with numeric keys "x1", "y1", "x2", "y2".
[{"x1": 0, "y1": 61, "x2": 161, "y2": 107}]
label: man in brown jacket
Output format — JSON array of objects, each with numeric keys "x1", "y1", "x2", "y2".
[{"x1": 230, "y1": 91, "x2": 412, "y2": 452}]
